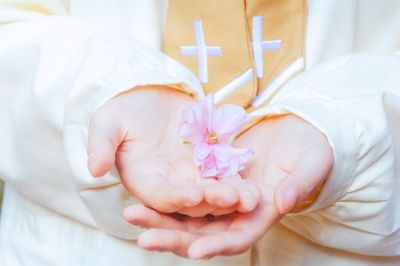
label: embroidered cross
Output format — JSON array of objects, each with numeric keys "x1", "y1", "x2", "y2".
[
  {"x1": 252, "y1": 16, "x2": 282, "y2": 78},
  {"x1": 180, "y1": 20, "x2": 222, "y2": 83}
]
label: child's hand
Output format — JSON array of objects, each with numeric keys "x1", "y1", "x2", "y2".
[
  {"x1": 237, "y1": 114, "x2": 334, "y2": 214},
  {"x1": 123, "y1": 114, "x2": 333, "y2": 259},
  {"x1": 87, "y1": 86, "x2": 261, "y2": 216}
]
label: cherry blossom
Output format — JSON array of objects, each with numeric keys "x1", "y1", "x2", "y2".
[{"x1": 179, "y1": 94, "x2": 253, "y2": 178}]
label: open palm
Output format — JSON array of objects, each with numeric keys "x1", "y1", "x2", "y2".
[
  {"x1": 87, "y1": 87, "x2": 260, "y2": 216},
  {"x1": 124, "y1": 114, "x2": 333, "y2": 259}
]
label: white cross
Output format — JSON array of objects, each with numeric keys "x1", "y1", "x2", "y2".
[
  {"x1": 252, "y1": 16, "x2": 282, "y2": 78},
  {"x1": 180, "y1": 20, "x2": 222, "y2": 83}
]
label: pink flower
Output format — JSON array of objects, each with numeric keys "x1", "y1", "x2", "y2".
[{"x1": 179, "y1": 94, "x2": 253, "y2": 178}]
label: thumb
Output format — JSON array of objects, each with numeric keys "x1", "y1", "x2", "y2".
[
  {"x1": 87, "y1": 111, "x2": 124, "y2": 177},
  {"x1": 274, "y1": 147, "x2": 333, "y2": 214}
]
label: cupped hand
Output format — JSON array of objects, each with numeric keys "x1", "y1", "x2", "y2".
[
  {"x1": 124, "y1": 114, "x2": 333, "y2": 259},
  {"x1": 87, "y1": 86, "x2": 260, "y2": 216}
]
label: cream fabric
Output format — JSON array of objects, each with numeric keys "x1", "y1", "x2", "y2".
[{"x1": 0, "y1": 0, "x2": 399, "y2": 265}]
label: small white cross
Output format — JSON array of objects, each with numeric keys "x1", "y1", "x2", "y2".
[
  {"x1": 252, "y1": 16, "x2": 282, "y2": 78},
  {"x1": 181, "y1": 20, "x2": 222, "y2": 83}
]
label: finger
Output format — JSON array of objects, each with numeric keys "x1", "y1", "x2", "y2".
[
  {"x1": 177, "y1": 201, "x2": 216, "y2": 218},
  {"x1": 221, "y1": 177, "x2": 261, "y2": 213},
  {"x1": 123, "y1": 175, "x2": 203, "y2": 213},
  {"x1": 178, "y1": 176, "x2": 251, "y2": 216},
  {"x1": 195, "y1": 215, "x2": 234, "y2": 234},
  {"x1": 146, "y1": 183, "x2": 204, "y2": 213},
  {"x1": 201, "y1": 178, "x2": 239, "y2": 208},
  {"x1": 123, "y1": 204, "x2": 186, "y2": 230},
  {"x1": 87, "y1": 111, "x2": 124, "y2": 177},
  {"x1": 210, "y1": 206, "x2": 237, "y2": 216},
  {"x1": 188, "y1": 200, "x2": 280, "y2": 259},
  {"x1": 179, "y1": 203, "x2": 236, "y2": 219},
  {"x1": 138, "y1": 229, "x2": 200, "y2": 257},
  {"x1": 138, "y1": 216, "x2": 233, "y2": 258},
  {"x1": 274, "y1": 145, "x2": 333, "y2": 214}
]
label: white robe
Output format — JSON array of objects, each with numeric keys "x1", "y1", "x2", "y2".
[{"x1": 0, "y1": 1, "x2": 399, "y2": 265}]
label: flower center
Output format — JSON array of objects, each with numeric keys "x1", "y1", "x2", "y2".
[{"x1": 206, "y1": 132, "x2": 218, "y2": 144}]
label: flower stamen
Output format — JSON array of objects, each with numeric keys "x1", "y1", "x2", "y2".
[{"x1": 206, "y1": 132, "x2": 218, "y2": 144}]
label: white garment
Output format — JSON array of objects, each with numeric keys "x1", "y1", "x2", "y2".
[{"x1": 0, "y1": 0, "x2": 399, "y2": 265}]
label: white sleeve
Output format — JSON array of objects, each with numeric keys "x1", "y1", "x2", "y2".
[
  {"x1": 251, "y1": 53, "x2": 400, "y2": 256},
  {"x1": 0, "y1": 3, "x2": 203, "y2": 239}
]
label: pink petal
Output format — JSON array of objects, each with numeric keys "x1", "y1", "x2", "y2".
[
  {"x1": 200, "y1": 154, "x2": 218, "y2": 178},
  {"x1": 193, "y1": 142, "x2": 211, "y2": 162},
  {"x1": 179, "y1": 94, "x2": 216, "y2": 144},
  {"x1": 180, "y1": 94, "x2": 252, "y2": 179},
  {"x1": 222, "y1": 160, "x2": 239, "y2": 177},
  {"x1": 179, "y1": 105, "x2": 206, "y2": 144},
  {"x1": 211, "y1": 142, "x2": 232, "y2": 162},
  {"x1": 211, "y1": 104, "x2": 248, "y2": 141},
  {"x1": 192, "y1": 144, "x2": 218, "y2": 178},
  {"x1": 212, "y1": 143, "x2": 253, "y2": 178}
]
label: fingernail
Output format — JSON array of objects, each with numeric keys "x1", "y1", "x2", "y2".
[
  {"x1": 278, "y1": 187, "x2": 297, "y2": 214},
  {"x1": 184, "y1": 193, "x2": 203, "y2": 207},
  {"x1": 216, "y1": 197, "x2": 235, "y2": 207},
  {"x1": 221, "y1": 193, "x2": 237, "y2": 206},
  {"x1": 184, "y1": 199, "x2": 200, "y2": 207},
  {"x1": 189, "y1": 248, "x2": 206, "y2": 260}
]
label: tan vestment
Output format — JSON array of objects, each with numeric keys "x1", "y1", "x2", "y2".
[{"x1": 0, "y1": 1, "x2": 399, "y2": 265}]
